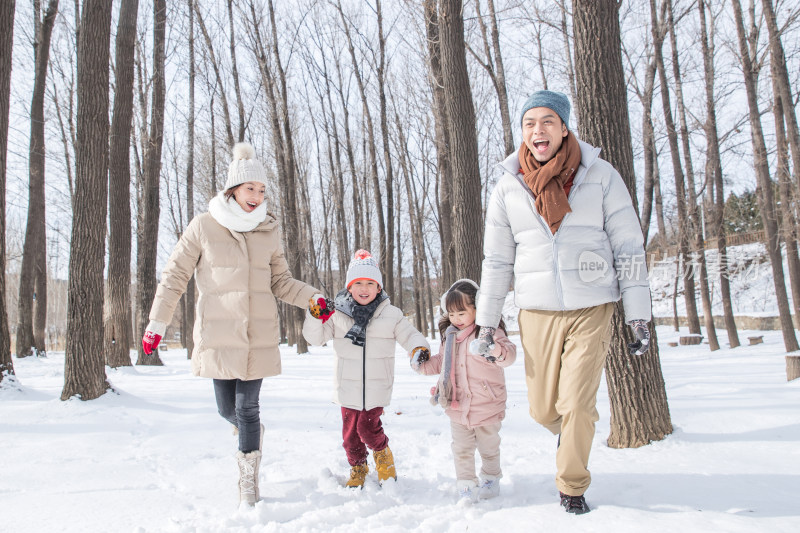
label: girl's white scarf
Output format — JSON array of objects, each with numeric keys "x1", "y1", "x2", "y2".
[{"x1": 208, "y1": 191, "x2": 266, "y2": 233}]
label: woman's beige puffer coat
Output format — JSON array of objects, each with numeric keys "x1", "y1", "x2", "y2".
[
  {"x1": 148, "y1": 212, "x2": 318, "y2": 380},
  {"x1": 303, "y1": 298, "x2": 429, "y2": 411}
]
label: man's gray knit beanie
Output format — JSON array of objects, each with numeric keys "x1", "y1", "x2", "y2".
[{"x1": 519, "y1": 90, "x2": 571, "y2": 127}]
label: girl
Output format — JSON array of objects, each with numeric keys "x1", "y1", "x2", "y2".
[
  {"x1": 141, "y1": 143, "x2": 323, "y2": 506},
  {"x1": 411, "y1": 279, "x2": 516, "y2": 503}
]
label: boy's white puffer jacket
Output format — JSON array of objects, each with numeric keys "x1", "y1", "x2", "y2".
[
  {"x1": 303, "y1": 298, "x2": 429, "y2": 411},
  {"x1": 476, "y1": 139, "x2": 651, "y2": 328}
]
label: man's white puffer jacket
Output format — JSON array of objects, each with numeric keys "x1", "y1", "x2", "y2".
[{"x1": 476, "y1": 139, "x2": 651, "y2": 328}]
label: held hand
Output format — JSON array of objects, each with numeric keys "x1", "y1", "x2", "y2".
[
  {"x1": 627, "y1": 319, "x2": 651, "y2": 356},
  {"x1": 142, "y1": 330, "x2": 162, "y2": 355},
  {"x1": 469, "y1": 326, "x2": 496, "y2": 361},
  {"x1": 308, "y1": 295, "x2": 335, "y2": 323},
  {"x1": 410, "y1": 346, "x2": 430, "y2": 371}
]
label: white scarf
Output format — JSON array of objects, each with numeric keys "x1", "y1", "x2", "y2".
[{"x1": 207, "y1": 191, "x2": 267, "y2": 233}]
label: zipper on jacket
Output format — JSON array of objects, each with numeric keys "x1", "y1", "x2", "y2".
[
  {"x1": 553, "y1": 239, "x2": 565, "y2": 310},
  {"x1": 362, "y1": 342, "x2": 366, "y2": 411}
]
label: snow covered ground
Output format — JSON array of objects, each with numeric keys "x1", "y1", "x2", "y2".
[{"x1": 1, "y1": 325, "x2": 798, "y2": 532}]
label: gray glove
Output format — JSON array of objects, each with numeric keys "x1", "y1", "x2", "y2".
[
  {"x1": 628, "y1": 319, "x2": 651, "y2": 356},
  {"x1": 469, "y1": 326, "x2": 497, "y2": 362}
]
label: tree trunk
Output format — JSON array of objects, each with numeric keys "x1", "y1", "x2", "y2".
[
  {"x1": 136, "y1": 0, "x2": 167, "y2": 366},
  {"x1": 193, "y1": 2, "x2": 234, "y2": 149},
  {"x1": 666, "y1": 0, "x2": 718, "y2": 350},
  {"x1": 557, "y1": 1, "x2": 577, "y2": 113},
  {"x1": 336, "y1": 0, "x2": 387, "y2": 280},
  {"x1": 0, "y1": 0, "x2": 15, "y2": 384},
  {"x1": 62, "y1": 0, "x2": 113, "y2": 401},
  {"x1": 227, "y1": 0, "x2": 246, "y2": 142},
  {"x1": 572, "y1": 0, "x2": 672, "y2": 447},
  {"x1": 473, "y1": 0, "x2": 514, "y2": 156},
  {"x1": 698, "y1": 0, "x2": 739, "y2": 347},
  {"x1": 732, "y1": 0, "x2": 799, "y2": 353},
  {"x1": 104, "y1": 0, "x2": 138, "y2": 368},
  {"x1": 268, "y1": 0, "x2": 309, "y2": 353},
  {"x1": 761, "y1": 0, "x2": 800, "y2": 199},
  {"x1": 17, "y1": 0, "x2": 58, "y2": 358},
  {"x1": 376, "y1": 0, "x2": 395, "y2": 299},
  {"x1": 650, "y1": 0, "x2": 700, "y2": 335},
  {"x1": 439, "y1": 0, "x2": 483, "y2": 281},
  {"x1": 787, "y1": 356, "x2": 800, "y2": 382},
  {"x1": 334, "y1": 54, "x2": 362, "y2": 250},
  {"x1": 312, "y1": 42, "x2": 349, "y2": 281},
  {"x1": 772, "y1": 65, "x2": 800, "y2": 326},
  {"x1": 184, "y1": 0, "x2": 196, "y2": 359},
  {"x1": 424, "y1": 0, "x2": 455, "y2": 288}
]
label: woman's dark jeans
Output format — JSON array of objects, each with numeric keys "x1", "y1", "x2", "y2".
[{"x1": 213, "y1": 378, "x2": 263, "y2": 453}]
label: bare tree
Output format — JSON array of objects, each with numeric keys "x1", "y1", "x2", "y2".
[
  {"x1": 761, "y1": 0, "x2": 800, "y2": 196},
  {"x1": 194, "y1": 1, "x2": 235, "y2": 149},
  {"x1": 572, "y1": 0, "x2": 672, "y2": 447},
  {"x1": 335, "y1": 0, "x2": 388, "y2": 273},
  {"x1": 423, "y1": 0, "x2": 454, "y2": 288},
  {"x1": 61, "y1": 0, "x2": 113, "y2": 400},
  {"x1": 184, "y1": 0, "x2": 197, "y2": 358},
  {"x1": 376, "y1": 0, "x2": 396, "y2": 299},
  {"x1": 227, "y1": 0, "x2": 246, "y2": 142},
  {"x1": 698, "y1": 0, "x2": 740, "y2": 348},
  {"x1": 0, "y1": 0, "x2": 15, "y2": 384},
  {"x1": 731, "y1": 0, "x2": 799, "y2": 359},
  {"x1": 666, "y1": 0, "x2": 719, "y2": 350},
  {"x1": 650, "y1": 0, "x2": 701, "y2": 335},
  {"x1": 470, "y1": 0, "x2": 514, "y2": 156},
  {"x1": 17, "y1": 0, "x2": 59, "y2": 358},
  {"x1": 438, "y1": 0, "x2": 483, "y2": 281},
  {"x1": 136, "y1": 0, "x2": 168, "y2": 366},
  {"x1": 104, "y1": 0, "x2": 139, "y2": 368},
  {"x1": 622, "y1": 9, "x2": 659, "y2": 244},
  {"x1": 247, "y1": 0, "x2": 309, "y2": 351}
]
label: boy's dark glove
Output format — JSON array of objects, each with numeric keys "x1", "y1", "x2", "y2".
[
  {"x1": 469, "y1": 326, "x2": 496, "y2": 360},
  {"x1": 410, "y1": 346, "x2": 430, "y2": 371},
  {"x1": 309, "y1": 295, "x2": 335, "y2": 323},
  {"x1": 628, "y1": 319, "x2": 651, "y2": 356}
]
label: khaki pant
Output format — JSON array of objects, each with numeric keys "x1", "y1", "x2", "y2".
[
  {"x1": 450, "y1": 419, "x2": 502, "y2": 484},
  {"x1": 519, "y1": 302, "x2": 614, "y2": 496}
]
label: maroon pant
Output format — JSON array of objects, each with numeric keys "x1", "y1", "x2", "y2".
[{"x1": 341, "y1": 406, "x2": 389, "y2": 466}]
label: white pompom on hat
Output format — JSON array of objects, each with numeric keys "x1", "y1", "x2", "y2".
[
  {"x1": 346, "y1": 249, "x2": 383, "y2": 289},
  {"x1": 224, "y1": 142, "x2": 268, "y2": 190}
]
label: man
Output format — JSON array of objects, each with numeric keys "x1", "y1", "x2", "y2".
[{"x1": 471, "y1": 90, "x2": 652, "y2": 514}]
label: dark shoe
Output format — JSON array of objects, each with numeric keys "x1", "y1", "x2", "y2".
[{"x1": 560, "y1": 491, "x2": 590, "y2": 514}]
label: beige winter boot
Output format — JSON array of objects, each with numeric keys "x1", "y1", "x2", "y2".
[
  {"x1": 373, "y1": 446, "x2": 396, "y2": 484},
  {"x1": 345, "y1": 463, "x2": 369, "y2": 489},
  {"x1": 236, "y1": 450, "x2": 262, "y2": 506}
]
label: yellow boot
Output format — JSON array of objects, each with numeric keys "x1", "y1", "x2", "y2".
[
  {"x1": 346, "y1": 463, "x2": 369, "y2": 489},
  {"x1": 373, "y1": 446, "x2": 396, "y2": 484}
]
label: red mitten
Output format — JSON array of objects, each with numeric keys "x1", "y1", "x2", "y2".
[{"x1": 142, "y1": 330, "x2": 162, "y2": 355}]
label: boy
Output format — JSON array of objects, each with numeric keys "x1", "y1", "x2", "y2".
[{"x1": 303, "y1": 249, "x2": 429, "y2": 488}]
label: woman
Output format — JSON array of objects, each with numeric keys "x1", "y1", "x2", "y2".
[{"x1": 141, "y1": 142, "x2": 322, "y2": 506}]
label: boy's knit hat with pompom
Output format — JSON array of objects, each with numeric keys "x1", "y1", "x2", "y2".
[
  {"x1": 224, "y1": 142, "x2": 268, "y2": 190},
  {"x1": 346, "y1": 249, "x2": 383, "y2": 289}
]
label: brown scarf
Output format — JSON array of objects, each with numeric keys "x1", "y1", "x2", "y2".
[{"x1": 519, "y1": 131, "x2": 582, "y2": 234}]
